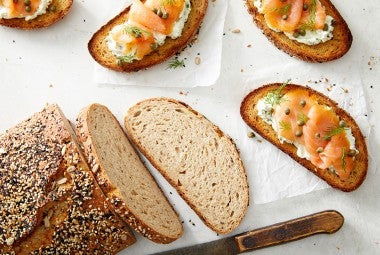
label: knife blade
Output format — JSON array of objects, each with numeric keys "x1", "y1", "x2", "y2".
[{"x1": 151, "y1": 210, "x2": 344, "y2": 255}]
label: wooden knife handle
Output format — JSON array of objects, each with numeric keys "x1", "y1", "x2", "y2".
[{"x1": 235, "y1": 210, "x2": 344, "y2": 253}]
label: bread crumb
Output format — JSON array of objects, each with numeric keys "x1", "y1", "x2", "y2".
[
  {"x1": 231, "y1": 28, "x2": 241, "y2": 33},
  {"x1": 247, "y1": 44, "x2": 252, "y2": 48}
]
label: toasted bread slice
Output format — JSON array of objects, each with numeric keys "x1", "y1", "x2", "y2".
[
  {"x1": 0, "y1": 0, "x2": 73, "y2": 29},
  {"x1": 124, "y1": 98, "x2": 249, "y2": 234},
  {"x1": 0, "y1": 104, "x2": 135, "y2": 254},
  {"x1": 245, "y1": 0, "x2": 352, "y2": 62},
  {"x1": 240, "y1": 84, "x2": 367, "y2": 191},
  {"x1": 76, "y1": 103, "x2": 183, "y2": 243},
  {"x1": 88, "y1": 0, "x2": 208, "y2": 72}
]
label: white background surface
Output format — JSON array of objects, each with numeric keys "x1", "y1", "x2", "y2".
[{"x1": 0, "y1": 0, "x2": 379, "y2": 254}]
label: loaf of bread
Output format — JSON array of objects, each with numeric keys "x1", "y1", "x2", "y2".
[
  {"x1": 76, "y1": 103, "x2": 183, "y2": 244},
  {"x1": 240, "y1": 83, "x2": 368, "y2": 191},
  {"x1": 88, "y1": 0, "x2": 208, "y2": 72},
  {"x1": 0, "y1": 0, "x2": 73, "y2": 29},
  {"x1": 245, "y1": 0, "x2": 352, "y2": 62},
  {"x1": 0, "y1": 104, "x2": 136, "y2": 254},
  {"x1": 124, "y1": 98, "x2": 249, "y2": 234}
]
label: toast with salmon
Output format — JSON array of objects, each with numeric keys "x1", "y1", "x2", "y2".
[
  {"x1": 0, "y1": 0, "x2": 73, "y2": 29},
  {"x1": 124, "y1": 98, "x2": 249, "y2": 234},
  {"x1": 88, "y1": 0, "x2": 208, "y2": 72},
  {"x1": 240, "y1": 83, "x2": 367, "y2": 191},
  {"x1": 246, "y1": 0, "x2": 352, "y2": 62}
]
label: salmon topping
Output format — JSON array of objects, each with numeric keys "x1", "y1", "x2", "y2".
[
  {"x1": 1, "y1": 0, "x2": 41, "y2": 18},
  {"x1": 264, "y1": 86, "x2": 356, "y2": 180},
  {"x1": 261, "y1": 0, "x2": 327, "y2": 32}
]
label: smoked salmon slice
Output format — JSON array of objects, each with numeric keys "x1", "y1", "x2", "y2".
[
  {"x1": 128, "y1": 0, "x2": 166, "y2": 34},
  {"x1": 145, "y1": 0, "x2": 186, "y2": 35},
  {"x1": 262, "y1": 0, "x2": 304, "y2": 32},
  {"x1": 2, "y1": 0, "x2": 41, "y2": 18},
  {"x1": 298, "y1": 0, "x2": 326, "y2": 30}
]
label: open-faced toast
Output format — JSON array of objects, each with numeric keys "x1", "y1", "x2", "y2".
[
  {"x1": 0, "y1": 0, "x2": 73, "y2": 29},
  {"x1": 88, "y1": 0, "x2": 208, "y2": 72},
  {"x1": 245, "y1": 0, "x2": 352, "y2": 62},
  {"x1": 240, "y1": 83, "x2": 367, "y2": 191}
]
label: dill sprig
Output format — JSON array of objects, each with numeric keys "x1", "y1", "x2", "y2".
[
  {"x1": 166, "y1": 58, "x2": 185, "y2": 69},
  {"x1": 124, "y1": 25, "x2": 151, "y2": 38},
  {"x1": 275, "y1": 3, "x2": 292, "y2": 15},
  {"x1": 279, "y1": 121, "x2": 291, "y2": 131},
  {"x1": 264, "y1": 79, "x2": 291, "y2": 107},
  {"x1": 117, "y1": 54, "x2": 136, "y2": 65},
  {"x1": 324, "y1": 126, "x2": 345, "y2": 140},
  {"x1": 308, "y1": 0, "x2": 317, "y2": 28},
  {"x1": 163, "y1": 0, "x2": 176, "y2": 5},
  {"x1": 297, "y1": 112, "x2": 309, "y2": 124}
]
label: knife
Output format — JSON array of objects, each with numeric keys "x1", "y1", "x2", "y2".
[{"x1": 151, "y1": 210, "x2": 344, "y2": 255}]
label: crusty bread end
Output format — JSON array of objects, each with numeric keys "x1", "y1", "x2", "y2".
[
  {"x1": 240, "y1": 84, "x2": 368, "y2": 191},
  {"x1": 0, "y1": 0, "x2": 73, "y2": 29},
  {"x1": 88, "y1": 0, "x2": 208, "y2": 72},
  {"x1": 245, "y1": 0, "x2": 353, "y2": 62}
]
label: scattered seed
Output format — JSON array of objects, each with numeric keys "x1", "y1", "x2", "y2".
[
  {"x1": 231, "y1": 28, "x2": 241, "y2": 33},
  {"x1": 194, "y1": 56, "x2": 201, "y2": 65}
]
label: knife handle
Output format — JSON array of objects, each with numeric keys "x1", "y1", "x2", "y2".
[{"x1": 235, "y1": 210, "x2": 344, "y2": 252}]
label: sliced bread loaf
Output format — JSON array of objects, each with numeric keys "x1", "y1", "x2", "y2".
[
  {"x1": 76, "y1": 103, "x2": 183, "y2": 244},
  {"x1": 0, "y1": 104, "x2": 135, "y2": 254},
  {"x1": 124, "y1": 98, "x2": 249, "y2": 234}
]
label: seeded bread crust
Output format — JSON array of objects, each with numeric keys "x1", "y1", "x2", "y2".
[
  {"x1": 76, "y1": 103, "x2": 183, "y2": 244},
  {"x1": 245, "y1": 0, "x2": 352, "y2": 62},
  {"x1": 0, "y1": 104, "x2": 135, "y2": 254},
  {"x1": 0, "y1": 0, "x2": 73, "y2": 29},
  {"x1": 88, "y1": 0, "x2": 208, "y2": 72},
  {"x1": 124, "y1": 98, "x2": 249, "y2": 234},
  {"x1": 240, "y1": 84, "x2": 368, "y2": 191}
]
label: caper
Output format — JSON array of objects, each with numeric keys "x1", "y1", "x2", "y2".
[
  {"x1": 316, "y1": 147, "x2": 323, "y2": 153},
  {"x1": 323, "y1": 23, "x2": 329, "y2": 31},
  {"x1": 297, "y1": 119, "x2": 305, "y2": 126},
  {"x1": 339, "y1": 120, "x2": 346, "y2": 127},
  {"x1": 247, "y1": 131, "x2": 255, "y2": 138},
  {"x1": 152, "y1": 8, "x2": 158, "y2": 14},
  {"x1": 299, "y1": 29, "x2": 306, "y2": 36},
  {"x1": 299, "y1": 99, "x2": 306, "y2": 107},
  {"x1": 162, "y1": 12, "x2": 169, "y2": 19},
  {"x1": 303, "y1": 3, "x2": 308, "y2": 11},
  {"x1": 315, "y1": 133, "x2": 320, "y2": 138},
  {"x1": 292, "y1": 31, "x2": 299, "y2": 38},
  {"x1": 285, "y1": 108, "x2": 290, "y2": 115},
  {"x1": 282, "y1": 14, "x2": 288, "y2": 20},
  {"x1": 347, "y1": 149, "x2": 357, "y2": 157},
  {"x1": 25, "y1": 5, "x2": 31, "y2": 12},
  {"x1": 295, "y1": 130, "x2": 303, "y2": 137},
  {"x1": 157, "y1": 9, "x2": 163, "y2": 17},
  {"x1": 13, "y1": 0, "x2": 18, "y2": 3},
  {"x1": 49, "y1": 5, "x2": 56, "y2": 12},
  {"x1": 150, "y1": 43, "x2": 158, "y2": 51},
  {"x1": 24, "y1": 0, "x2": 31, "y2": 6}
]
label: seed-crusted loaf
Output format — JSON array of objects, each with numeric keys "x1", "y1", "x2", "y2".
[
  {"x1": 240, "y1": 83, "x2": 368, "y2": 191},
  {"x1": 124, "y1": 98, "x2": 249, "y2": 234},
  {"x1": 245, "y1": 0, "x2": 352, "y2": 62},
  {"x1": 88, "y1": 0, "x2": 208, "y2": 72},
  {"x1": 76, "y1": 103, "x2": 183, "y2": 244},
  {"x1": 0, "y1": 104, "x2": 136, "y2": 254},
  {"x1": 0, "y1": 0, "x2": 73, "y2": 29}
]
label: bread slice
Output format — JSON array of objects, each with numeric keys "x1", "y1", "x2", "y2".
[
  {"x1": 88, "y1": 0, "x2": 208, "y2": 72},
  {"x1": 0, "y1": 0, "x2": 73, "y2": 29},
  {"x1": 0, "y1": 104, "x2": 135, "y2": 254},
  {"x1": 240, "y1": 83, "x2": 368, "y2": 191},
  {"x1": 76, "y1": 103, "x2": 183, "y2": 243},
  {"x1": 245, "y1": 0, "x2": 352, "y2": 62},
  {"x1": 124, "y1": 98, "x2": 249, "y2": 234}
]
